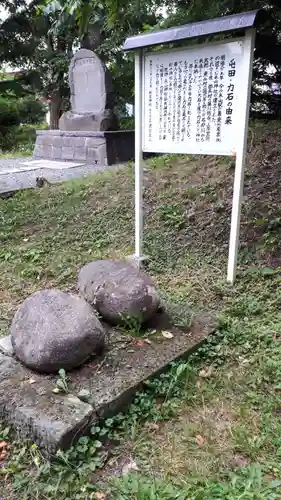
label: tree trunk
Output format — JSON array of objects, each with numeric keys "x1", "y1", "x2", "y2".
[
  {"x1": 81, "y1": 23, "x2": 103, "y2": 51},
  {"x1": 49, "y1": 92, "x2": 61, "y2": 129}
]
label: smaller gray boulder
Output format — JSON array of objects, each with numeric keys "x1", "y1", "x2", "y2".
[
  {"x1": 78, "y1": 259, "x2": 160, "y2": 325},
  {"x1": 11, "y1": 289, "x2": 105, "y2": 373}
]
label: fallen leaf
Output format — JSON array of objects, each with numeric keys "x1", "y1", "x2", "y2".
[
  {"x1": 134, "y1": 340, "x2": 145, "y2": 347},
  {"x1": 52, "y1": 387, "x2": 60, "y2": 394},
  {"x1": 23, "y1": 237, "x2": 29, "y2": 242},
  {"x1": 94, "y1": 493, "x2": 105, "y2": 500},
  {"x1": 199, "y1": 366, "x2": 213, "y2": 378},
  {"x1": 144, "y1": 338, "x2": 152, "y2": 345},
  {"x1": 195, "y1": 435, "x2": 206, "y2": 446},
  {"x1": 161, "y1": 330, "x2": 174, "y2": 339},
  {"x1": 29, "y1": 377, "x2": 36, "y2": 384}
]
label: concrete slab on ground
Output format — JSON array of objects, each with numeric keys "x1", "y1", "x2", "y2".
[
  {"x1": 0, "y1": 165, "x2": 42, "y2": 175},
  {"x1": 0, "y1": 157, "x2": 121, "y2": 194},
  {"x1": 0, "y1": 159, "x2": 85, "y2": 175},
  {"x1": 22, "y1": 159, "x2": 85, "y2": 170},
  {"x1": 0, "y1": 311, "x2": 216, "y2": 455},
  {"x1": 0, "y1": 352, "x2": 94, "y2": 454}
]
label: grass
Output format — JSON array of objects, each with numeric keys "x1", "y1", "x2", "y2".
[{"x1": 1, "y1": 121, "x2": 281, "y2": 498}]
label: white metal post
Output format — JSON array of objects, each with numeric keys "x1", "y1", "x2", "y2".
[
  {"x1": 227, "y1": 28, "x2": 256, "y2": 284},
  {"x1": 134, "y1": 49, "x2": 143, "y2": 262}
]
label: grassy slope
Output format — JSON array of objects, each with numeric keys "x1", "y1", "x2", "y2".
[{"x1": 1, "y1": 121, "x2": 281, "y2": 499}]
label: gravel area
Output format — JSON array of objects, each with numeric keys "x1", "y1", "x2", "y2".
[{"x1": 0, "y1": 157, "x2": 120, "y2": 194}]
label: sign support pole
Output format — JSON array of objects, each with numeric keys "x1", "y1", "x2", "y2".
[
  {"x1": 134, "y1": 49, "x2": 143, "y2": 265},
  {"x1": 227, "y1": 28, "x2": 256, "y2": 284}
]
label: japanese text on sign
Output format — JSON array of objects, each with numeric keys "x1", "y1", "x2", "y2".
[{"x1": 143, "y1": 40, "x2": 244, "y2": 155}]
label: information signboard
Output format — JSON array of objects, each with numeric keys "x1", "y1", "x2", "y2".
[
  {"x1": 124, "y1": 12, "x2": 259, "y2": 283},
  {"x1": 142, "y1": 41, "x2": 245, "y2": 156}
]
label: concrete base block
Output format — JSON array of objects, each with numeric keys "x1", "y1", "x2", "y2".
[
  {"x1": 59, "y1": 110, "x2": 117, "y2": 132},
  {"x1": 0, "y1": 310, "x2": 216, "y2": 455},
  {"x1": 33, "y1": 130, "x2": 135, "y2": 166},
  {"x1": 0, "y1": 353, "x2": 94, "y2": 455}
]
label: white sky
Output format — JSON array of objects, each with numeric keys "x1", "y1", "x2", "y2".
[
  {"x1": 0, "y1": 6, "x2": 14, "y2": 71},
  {"x1": 0, "y1": 2, "x2": 33, "y2": 71},
  {"x1": 0, "y1": 4, "x2": 28, "y2": 72},
  {"x1": 0, "y1": 5, "x2": 8, "y2": 20}
]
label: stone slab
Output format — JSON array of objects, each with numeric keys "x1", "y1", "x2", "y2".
[
  {"x1": 23, "y1": 160, "x2": 84, "y2": 170},
  {"x1": 50, "y1": 147, "x2": 62, "y2": 160},
  {"x1": 0, "y1": 310, "x2": 215, "y2": 454},
  {"x1": 0, "y1": 352, "x2": 94, "y2": 454},
  {"x1": 59, "y1": 110, "x2": 116, "y2": 132},
  {"x1": 0, "y1": 165, "x2": 42, "y2": 175},
  {"x1": 0, "y1": 161, "x2": 120, "y2": 196},
  {"x1": 61, "y1": 147, "x2": 74, "y2": 160},
  {"x1": 0, "y1": 335, "x2": 14, "y2": 356},
  {"x1": 69, "y1": 312, "x2": 216, "y2": 417}
]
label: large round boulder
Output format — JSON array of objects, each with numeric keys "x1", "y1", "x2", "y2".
[
  {"x1": 10, "y1": 288, "x2": 105, "y2": 373},
  {"x1": 78, "y1": 259, "x2": 160, "y2": 325}
]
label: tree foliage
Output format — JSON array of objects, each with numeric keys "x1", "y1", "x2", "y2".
[
  {"x1": 0, "y1": 0, "x2": 165, "y2": 125},
  {"x1": 155, "y1": 0, "x2": 281, "y2": 116},
  {"x1": 41, "y1": 0, "x2": 166, "y2": 106},
  {"x1": 0, "y1": 0, "x2": 77, "y2": 128},
  {"x1": 2, "y1": 0, "x2": 281, "y2": 126},
  {"x1": 40, "y1": 0, "x2": 281, "y2": 116}
]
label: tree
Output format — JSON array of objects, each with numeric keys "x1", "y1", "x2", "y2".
[
  {"x1": 41, "y1": 0, "x2": 281, "y2": 116},
  {"x1": 1, "y1": 0, "x2": 165, "y2": 126},
  {"x1": 0, "y1": 0, "x2": 78, "y2": 128},
  {"x1": 41, "y1": 0, "x2": 166, "y2": 108},
  {"x1": 159, "y1": 0, "x2": 281, "y2": 116},
  {"x1": 3, "y1": 0, "x2": 281, "y2": 129}
]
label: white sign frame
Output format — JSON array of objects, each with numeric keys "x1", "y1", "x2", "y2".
[
  {"x1": 134, "y1": 28, "x2": 255, "y2": 284},
  {"x1": 142, "y1": 38, "x2": 247, "y2": 156}
]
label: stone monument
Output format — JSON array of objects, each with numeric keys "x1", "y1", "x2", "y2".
[
  {"x1": 59, "y1": 49, "x2": 116, "y2": 132},
  {"x1": 33, "y1": 49, "x2": 134, "y2": 165}
]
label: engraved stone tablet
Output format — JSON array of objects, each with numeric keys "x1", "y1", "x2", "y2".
[{"x1": 59, "y1": 49, "x2": 116, "y2": 131}]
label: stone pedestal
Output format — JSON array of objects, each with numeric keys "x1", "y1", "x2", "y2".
[
  {"x1": 59, "y1": 110, "x2": 117, "y2": 132},
  {"x1": 33, "y1": 130, "x2": 135, "y2": 166},
  {"x1": 33, "y1": 49, "x2": 131, "y2": 166}
]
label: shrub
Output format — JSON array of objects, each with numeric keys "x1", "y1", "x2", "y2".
[
  {"x1": 0, "y1": 97, "x2": 21, "y2": 150},
  {"x1": 0, "y1": 95, "x2": 47, "y2": 151},
  {"x1": 0, "y1": 97, "x2": 20, "y2": 130},
  {"x1": 0, "y1": 123, "x2": 48, "y2": 154}
]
